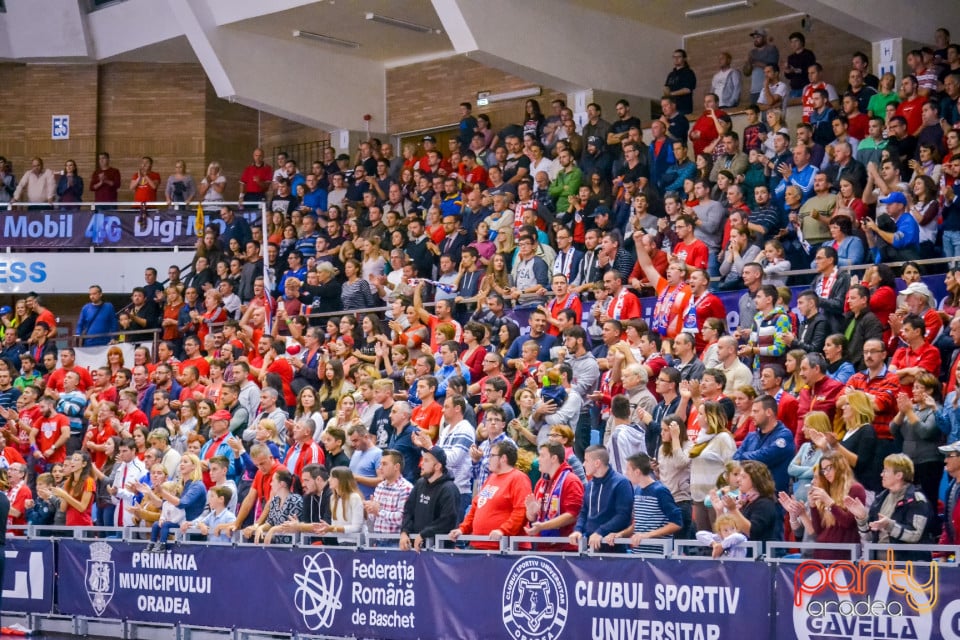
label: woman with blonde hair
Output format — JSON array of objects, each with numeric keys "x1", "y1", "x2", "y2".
[
  {"x1": 164, "y1": 160, "x2": 197, "y2": 207},
  {"x1": 689, "y1": 401, "x2": 737, "y2": 532},
  {"x1": 151, "y1": 453, "x2": 207, "y2": 522},
  {"x1": 325, "y1": 394, "x2": 363, "y2": 435},
  {"x1": 659, "y1": 413, "x2": 693, "y2": 537},
  {"x1": 786, "y1": 451, "x2": 866, "y2": 559},
  {"x1": 316, "y1": 467, "x2": 364, "y2": 535},
  {"x1": 762, "y1": 108, "x2": 789, "y2": 159},
  {"x1": 808, "y1": 390, "x2": 881, "y2": 495},
  {"x1": 782, "y1": 349, "x2": 807, "y2": 395},
  {"x1": 199, "y1": 161, "x2": 226, "y2": 206},
  {"x1": 788, "y1": 411, "x2": 832, "y2": 503}
]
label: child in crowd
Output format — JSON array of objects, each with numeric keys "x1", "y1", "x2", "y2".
[
  {"x1": 148, "y1": 481, "x2": 185, "y2": 552},
  {"x1": 180, "y1": 486, "x2": 236, "y2": 543},
  {"x1": 697, "y1": 513, "x2": 749, "y2": 558},
  {"x1": 24, "y1": 473, "x2": 58, "y2": 526}
]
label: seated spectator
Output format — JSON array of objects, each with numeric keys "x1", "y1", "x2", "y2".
[{"x1": 846, "y1": 453, "x2": 935, "y2": 560}]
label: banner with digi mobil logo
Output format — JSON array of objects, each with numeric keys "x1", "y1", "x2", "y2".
[
  {"x1": 2, "y1": 538, "x2": 55, "y2": 614},
  {"x1": 775, "y1": 554, "x2": 960, "y2": 640},
  {"x1": 0, "y1": 208, "x2": 261, "y2": 249},
  {"x1": 56, "y1": 539, "x2": 773, "y2": 639}
]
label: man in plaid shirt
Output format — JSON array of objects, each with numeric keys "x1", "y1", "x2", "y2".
[
  {"x1": 470, "y1": 407, "x2": 516, "y2": 492},
  {"x1": 365, "y1": 450, "x2": 413, "y2": 534}
]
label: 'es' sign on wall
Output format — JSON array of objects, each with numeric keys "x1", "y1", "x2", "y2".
[{"x1": 52, "y1": 115, "x2": 70, "y2": 140}]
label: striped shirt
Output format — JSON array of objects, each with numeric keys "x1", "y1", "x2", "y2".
[
  {"x1": 471, "y1": 432, "x2": 516, "y2": 491},
  {"x1": 370, "y1": 477, "x2": 413, "y2": 533},
  {"x1": 630, "y1": 480, "x2": 683, "y2": 555}
]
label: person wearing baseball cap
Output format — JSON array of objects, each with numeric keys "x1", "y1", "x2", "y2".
[
  {"x1": 399, "y1": 445, "x2": 460, "y2": 552},
  {"x1": 939, "y1": 441, "x2": 960, "y2": 545},
  {"x1": 863, "y1": 190, "x2": 920, "y2": 264},
  {"x1": 745, "y1": 27, "x2": 780, "y2": 103}
]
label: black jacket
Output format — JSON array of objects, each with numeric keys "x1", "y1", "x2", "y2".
[
  {"x1": 844, "y1": 309, "x2": 884, "y2": 370},
  {"x1": 863, "y1": 484, "x2": 934, "y2": 561},
  {"x1": 811, "y1": 270, "x2": 852, "y2": 334},
  {"x1": 792, "y1": 312, "x2": 829, "y2": 353},
  {"x1": 401, "y1": 470, "x2": 460, "y2": 541}
]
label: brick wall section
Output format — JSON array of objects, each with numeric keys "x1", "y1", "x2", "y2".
[
  {"x1": 0, "y1": 64, "x2": 99, "y2": 180},
  {"x1": 96, "y1": 62, "x2": 208, "y2": 197},
  {"x1": 0, "y1": 62, "x2": 329, "y2": 203},
  {"x1": 204, "y1": 84, "x2": 260, "y2": 201},
  {"x1": 386, "y1": 55, "x2": 565, "y2": 135},
  {"x1": 684, "y1": 22, "x2": 871, "y2": 118}
]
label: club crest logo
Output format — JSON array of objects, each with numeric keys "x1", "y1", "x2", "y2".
[
  {"x1": 502, "y1": 556, "x2": 568, "y2": 640},
  {"x1": 294, "y1": 552, "x2": 343, "y2": 631},
  {"x1": 85, "y1": 542, "x2": 115, "y2": 616}
]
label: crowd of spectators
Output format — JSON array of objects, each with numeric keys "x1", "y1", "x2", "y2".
[{"x1": 0, "y1": 25, "x2": 959, "y2": 559}]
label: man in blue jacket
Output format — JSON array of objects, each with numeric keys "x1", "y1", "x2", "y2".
[
  {"x1": 734, "y1": 394, "x2": 796, "y2": 493},
  {"x1": 569, "y1": 446, "x2": 633, "y2": 553},
  {"x1": 75, "y1": 285, "x2": 118, "y2": 346}
]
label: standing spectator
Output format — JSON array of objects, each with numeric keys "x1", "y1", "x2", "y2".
[
  {"x1": 711, "y1": 52, "x2": 742, "y2": 109},
  {"x1": 785, "y1": 32, "x2": 818, "y2": 99},
  {"x1": 75, "y1": 285, "x2": 118, "y2": 347},
  {"x1": 90, "y1": 152, "x2": 121, "y2": 203},
  {"x1": 399, "y1": 447, "x2": 460, "y2": 552},
  {"x1": 364, "y1": 449, "x2": 413, "y2": 534},
  {"x1": 11, "y1": 157, "x2": 55, "y2": 205},
  {"x1": 130, "y1": 156, "x2": 160, "y2": 203},
  {"x1": 56, "y1": 159, "x2": 84, "y2": 205},
  {"x1": 238, "y1": 148, "x2": 272, "y2": 206},
  {"x1": 664, "y1": 49, "x2": 696, "y2": 116},
  {"x1": 569, "y1": 446, "x2": 633, "y2": 552},
  {"x1": 744, "y1": 28, "x2": 780, "y2": 103}
]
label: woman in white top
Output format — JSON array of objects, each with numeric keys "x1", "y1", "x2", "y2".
[
  {"x1": 316, "y1": 467, "x2": 364, "y2": 535},
  {"x1": 294, "y1": 387, "x2": 326, "y2": 442},
  {"x1": 199, "y1": 161, "x2": 226, "y2": 207},
  {"x1": 688, "y1": 401, "x2": 736, "y2": 532}
]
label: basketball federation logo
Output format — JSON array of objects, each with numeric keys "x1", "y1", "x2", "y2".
[
  {"x1": 85, "y1": 542, "x2": 115, "y2": 616},
  {"x1": 294, "y1": 552, "x2": 343, "y2": 631},
  {"x1": 502, "y1": 556, "x2": 568, "y2": 640}
]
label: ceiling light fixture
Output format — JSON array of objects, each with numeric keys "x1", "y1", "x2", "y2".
[
  {"x1": 364, "y1": 12, "x2": 435, "y2": 34},
  {"x1": 685, "y1": 1, "x2": 752, "y2": 18},
  {"x1": 292, "y1": 30, "x2": 361, "y2": 49}
]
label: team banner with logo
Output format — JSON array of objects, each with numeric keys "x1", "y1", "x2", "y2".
[
  {"x1": 2, "y1": 538, "x2": 55, "y2": 613},
  {"x1": 56, "y1": 540, "x2": 772, "y2": 639},
  {"x1": 0, "y1": 208, "x2": 261, "y2": 249},
  {"x1": 776, "y1": 559, "x2": 960, "y2": 640}
]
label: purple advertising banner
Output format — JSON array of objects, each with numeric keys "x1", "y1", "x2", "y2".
[
  {"x1": 775, "y1": 560, "x2": 960, "y2": 640},
  {"x1": 0, "y1": 208, "x2": 261, "y2": 249},
  {"x1": 2, "y1": 538, "x2": 55, "y2": 614},
  {"x1": 56, "y1": 539, "x2": 771, "y2": 639}
]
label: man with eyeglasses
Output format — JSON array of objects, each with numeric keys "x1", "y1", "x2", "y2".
[
  {"x1": 508, "y1": 234, "x2": 550, "y2": 308},
  {"x1": 469, "y1": 406, "x2": 516, "y2": 492},
  {"x1": 466, "y1": 353, "x2": 511, "y2": 405},
  {"x1": 938, "y1": 441, "x2": 960, "y2": 546},
  {"x1": 846, "y1": 339, "x2": 900, "y2": 447},
  {"x1": 636, "y1": 367, "x2": 681, "y2": 457}
]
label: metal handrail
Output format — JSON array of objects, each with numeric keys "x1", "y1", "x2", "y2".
[
  {"x1": 765, "y1": 541, "x2": 860, "y2": 563},
  {"x1": 587, "y1": 537, "x2": 674, "y2": 558},
  {"x1": 433, "y1": 533, "x2": 508, "y2": 554},
  {"x1": 862, "y1": 542, "x2": 960, "y2": 564},
  {"x1": 672, "y1": 539, "x2": 764, "y2": 561}
]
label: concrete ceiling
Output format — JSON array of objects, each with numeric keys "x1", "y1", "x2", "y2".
[
  {"x1": 568, "y1": 0, "x2": 798, "y2": 34},
  {"x1": 224, "y1": 0, "x2": 454, "y2": 62}
]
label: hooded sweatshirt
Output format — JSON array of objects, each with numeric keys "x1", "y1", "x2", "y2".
[
  {"x1": 401, "y1": 469, "x2": 461, "y2": 541},
  {"x1": 575, "y1": 466, "x2": 633, "y2": 539}
]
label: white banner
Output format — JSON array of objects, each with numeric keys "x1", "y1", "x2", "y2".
[
  {"x1": 0, "y1": 251, "x2": 195, "y2": 295},
  {"x1": 74, "y1": 343, "x2": 139, "y2": 371}
]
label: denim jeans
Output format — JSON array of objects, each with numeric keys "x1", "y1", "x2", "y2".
[{"x1": 943, "y1": 230, "x2": 960, "y2": 266}]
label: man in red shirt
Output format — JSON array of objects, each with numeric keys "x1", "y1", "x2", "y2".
[
  {"x1": 118, "y1": 389, "x2": 149, "y2": 437},
  {"x1": 283, "y1": 419, "x2": 324, "y2": 481},
  {"x1": 543, "y1": 274, "x2": 582, "y2": 336},
  {"x1": 592, "y1": 270, "x2": 641, "y2": 328},
  {"x1": 684, "y1": 269, "x2": 725, "y2": 353},
  {"x1": 129, "y1": 156, "x2": 160, "y2": 203},
  {"x1": 90, "y1": 152, "x2": 121, "y2": 202},
  {"x1": 46, "y1": 348, "x2": 94, "y2": 393},
  {"x1": 260, "y1": 339, "x2": 295, "y2": 409},
  {"x1": 846, "y1": 339, "x2": 900, "y2": 441},
  {"x1": 411, "y1": 377, "x2": 443, "y2": 441},
  {"x1": 88, "y1": 366, "x2": 118, "y2": 407},
  {"x1": 450, "y1": 440, "x2": 531, "y2": 550},
  {"x1": 796, "y1": 353, "x2": 844, "y2": 445},
  {"x1": 228, "y1": 443, "x2": 284, "y2": 534},
  {"x1": 689, "y1": 93, "x2": 727, "y2": 155},
  {"x1": 672, "y1": 215, "x2": 709, "y2": 272},
  {"x1": 6, "y1": 463, "x2": 31, "y2": 527},
  {"x1": 759, "y1": 364, "x2": 799, "y2": 435},
  {"x1": 890, "y1": 314, "x2": 941, "y2": 395},
  {"x1": 896, "y1": 75, "x2": 926, "y2": 135},
  {"x1": 30, "y1": 396, "x2": 70, "y2": 468},
  {"x1": 238, "y1": 147, "x2": 272, "y2": 205},
  {"x1": 25, "y1": 293, "x2": 56, "y2": 335},
  {"x1": 525, "y1": 441, "x2": 584, "y2": 547}
]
